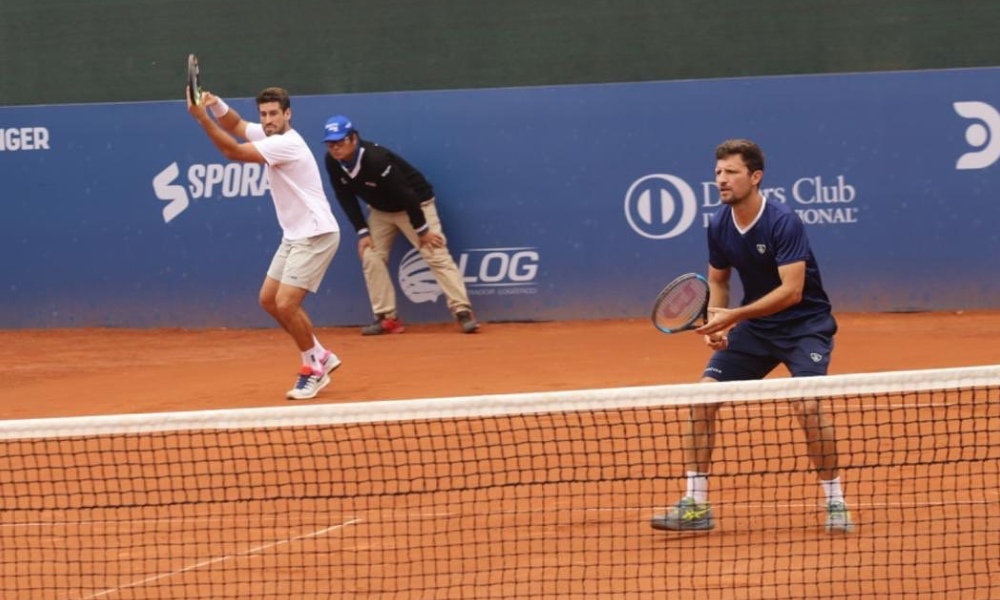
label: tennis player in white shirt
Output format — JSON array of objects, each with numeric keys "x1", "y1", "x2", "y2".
[{"x1": 187, "y1": 86, "x2": 341, "y2": 401}]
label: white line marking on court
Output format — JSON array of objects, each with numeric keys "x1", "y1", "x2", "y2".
[
  {"x1": 76, "y1": 517, "x2": 361, "y2": 600},
  {"x1": 728, "y1": 402, "x2": 955, "y2": 412},
  {"x1": 646, "y1": 499, "x2": 1000, "y2": 511},
  {"x1": 358, "y1": 500, "x2": 1000, "y2": 520},
  {"x1": 2, "y1": 514, "x2": 353, "y2": 530}
]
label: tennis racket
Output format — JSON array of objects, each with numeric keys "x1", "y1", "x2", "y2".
[
  {"x1": 187, "y1": 54, "x2": 202, "y2": 105},
  {"x1": 651, "y1": 273, "x2": 709, "y2": 333}
]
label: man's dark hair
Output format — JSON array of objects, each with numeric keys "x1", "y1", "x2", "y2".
[
  {"x1": 256, "y1": 87, "x2": 291, "y2": 111},
  {"x1": 715, "y1": 139, "x2": 765, "y2": 174}
]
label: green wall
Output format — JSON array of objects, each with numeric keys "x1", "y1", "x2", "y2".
[{"x1": 2, "y1": 0, "x2": 998, "y2": 106}]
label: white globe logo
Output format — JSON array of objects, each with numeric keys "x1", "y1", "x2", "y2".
[{"x1": 398, "y1": 248, "x2": 443, "y2": 304}]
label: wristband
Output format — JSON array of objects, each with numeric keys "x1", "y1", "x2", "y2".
[{"x1": 209, "y1": 98, "x2": 230, "y2": 118}]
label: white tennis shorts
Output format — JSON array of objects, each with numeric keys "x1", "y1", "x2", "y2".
[{"x1": 266, "y1": 231, "x2": 340, "y2": 293}]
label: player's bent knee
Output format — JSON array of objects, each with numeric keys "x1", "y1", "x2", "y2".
[
  {"x1": 273, "y1": 296, "x2": 302, "y2": 319},
  {"x1": 259, "y1": 294, "x2": 278, "y2": 314}
]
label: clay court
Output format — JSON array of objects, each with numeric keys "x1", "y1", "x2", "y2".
[
  {"x1": 1, "y1": 311, "x2": 999, "y2": 599},
  {"x1": 2, "y1": 311, "x2": 999, "y2": 419}
]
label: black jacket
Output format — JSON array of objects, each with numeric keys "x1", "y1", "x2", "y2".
[{"x1": 324, "y1": 140, "x2": 435, "y2": 235}]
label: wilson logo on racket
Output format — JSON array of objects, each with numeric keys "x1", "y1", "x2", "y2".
[{"x1": 651, "y1": 273, "x2": 709, "y2": 334}]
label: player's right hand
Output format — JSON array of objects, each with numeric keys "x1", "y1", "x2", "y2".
[{"x1": 186, "y1": 87, "x2": 208, "y2": 120}]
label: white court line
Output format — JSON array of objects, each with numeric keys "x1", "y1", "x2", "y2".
[
  {"x1": 76, "y1": 517, "x2": 361, "y2": 600},
  {"x1": 2, "y1": 514, "x2": 352, "y2": 530},
  {"x1": 16, "y1": 484, "x2": 991, "y2": 533},
  {"x1": 728, "y1": 402, "x2": 955, "y2": 412},
  {"x1": 375, "y1": 499, "x2": 1000, "y2": 518},
  {"x1": 7, "y1": 511, "x2": 454, "y2": 534},
  {"x1": 350, "y1": 499, "x2": 1000, "y2": 521},
  {"x1": 698, "y1": 499, "x2": 1000, "y2": 509}
]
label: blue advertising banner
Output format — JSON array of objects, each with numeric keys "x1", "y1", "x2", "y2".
[{"x1": 2, "y1": 68, "x2": 999, "y2": 328}]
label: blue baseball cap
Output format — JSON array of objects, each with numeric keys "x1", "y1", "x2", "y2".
[{"x1": 323, "y1": 115, "x2": 355, "y2": 142}]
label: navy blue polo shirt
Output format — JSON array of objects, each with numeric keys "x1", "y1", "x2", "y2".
[{"x1": 707, "y1": 197, "x2": 833, "y2": 333}]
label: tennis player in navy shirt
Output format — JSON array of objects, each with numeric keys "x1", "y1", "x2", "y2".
[{"x1": 651, "y1": 139, "x2": 854, "y2": 534}]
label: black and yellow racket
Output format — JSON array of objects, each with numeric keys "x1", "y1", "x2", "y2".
[
  {"x1": 187, "y1": 54, "x2": 202, "y2": 105},
  {"x1": 651, "y1": 273, "x2": 709, "y2": 334}
]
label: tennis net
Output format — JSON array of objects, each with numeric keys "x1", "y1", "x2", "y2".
[{"x1": 2, "y1": 365, "x2": 999, "y2": 599}]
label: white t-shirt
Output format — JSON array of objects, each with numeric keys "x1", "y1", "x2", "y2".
[{"x1": 245, "y1": 123, "x2": 339, "y2": 240}]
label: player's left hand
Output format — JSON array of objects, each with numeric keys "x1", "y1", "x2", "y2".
[
  {"x1": 705, "y1": 333, "x2": 729, "y2": 350},
  {"x1": 419, "y1": 231, "x2": 445, "y2": 249},
  {"x1": 696, "y1": 307, "x2": 739, "y2": 336},
  {"x1": 199, "y1": 91, "x2": 220, "y2": 110}
]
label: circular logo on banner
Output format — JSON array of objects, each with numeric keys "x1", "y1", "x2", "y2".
[
  {"x1": 398, "y1": 249, "x2": 443, "y2": 304},
  {"x1": 624, "y1": 174, "x2": 698, "y2": 239}
]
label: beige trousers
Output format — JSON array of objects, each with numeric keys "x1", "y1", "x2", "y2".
[{"x1": 362, "y1": 199, "x2": 471, "y2": 317}]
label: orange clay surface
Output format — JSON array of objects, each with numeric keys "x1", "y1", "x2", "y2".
[
  {"x1": 1, "y1": 311, "x2": 999, "y2": 600},
  {"x1": 0, "y1": 311, "x2": 998, "y2": 419}
]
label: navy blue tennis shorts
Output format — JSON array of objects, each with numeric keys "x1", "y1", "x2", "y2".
[{"x1": 702, "y1": 314, "x2": 837, "y2": 382}]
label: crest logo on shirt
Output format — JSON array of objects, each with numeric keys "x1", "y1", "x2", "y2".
[
  {"x1": 624, "y1": 174, "x2": 698, "y2": 239},
  {"x1": 756, "y1": 244, "x2": 767, "y2": 254},
  {"x1": 810, "y1": 353, "x2": 823, "y2": 363}
]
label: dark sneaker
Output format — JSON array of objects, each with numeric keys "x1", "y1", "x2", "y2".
[
  {"x1": 361, "y1": 316, "x2": 405, "y2": 336},
  {"x1": 456, "y1": 310, "x2": 480, "y2": 333},
  {"x1": 825, "y1": 500, "x2": 855, "y2": 533},
  {"x1": 650, "y1": 497, "x2": 715, "y2": 531}
]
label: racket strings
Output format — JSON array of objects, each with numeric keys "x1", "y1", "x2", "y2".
[{"x1": 654, "y1": 281, "x2": 705, "y2": 331}]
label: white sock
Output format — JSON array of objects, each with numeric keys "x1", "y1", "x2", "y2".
[
  {"x1": 309, "y1": 338, "x2": 339, "y2": 371},
  {"x1": 821, "y1": 476, "x2": 844, "y2": 504},
  {"x1": 686, "y1": 471, "x2": 709, "y2": 504},
  {"x1": 300, "y1": 349, "x2": 321, "y2": 373},
  {"x1": 312, "y1": 336, "x2": 327, "y2": 357}
]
